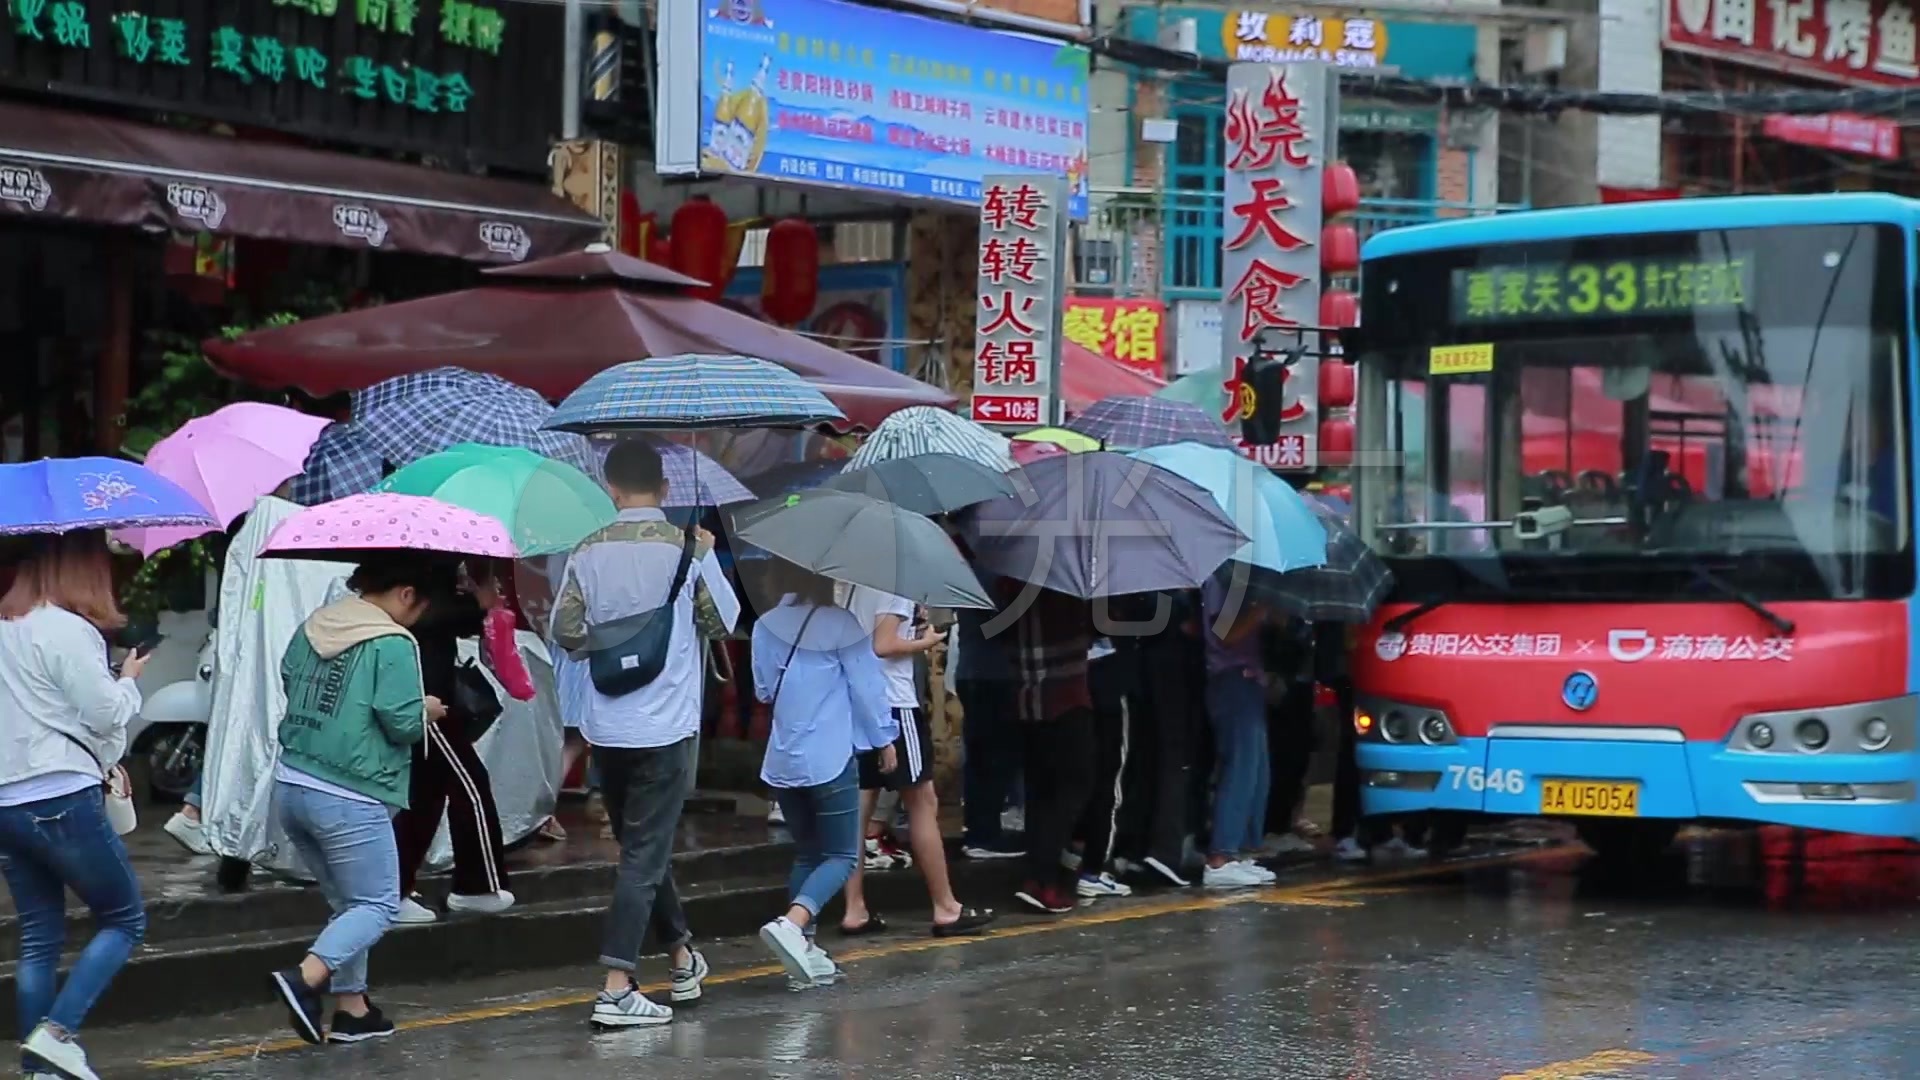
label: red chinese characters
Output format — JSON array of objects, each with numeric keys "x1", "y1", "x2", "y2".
[
  {"x1": 981, "y1": 182, "x2": 1045, "y2": 231},
  {"x1": 981, "y1": 290, "x2": 1039, "y2": 336},
  {"x1": 973, "y1": 179, "x2": 1058, "y2": 425},
  {"x1": 1664, "y1": 0, "x2": 1920, "y2": 88},
  {"x1": 981, "y1": 236, "x2": 1042, "y2": 285},
  {"x1": 1226, "y1": 259, "x2": 1307, "y2": 338},
  {"x1": 1226, "y1": 179, "x2": 1312, "y2": 252},
  {"x1": 1224, "y1": 68, "x2": 1312, "y2": 170}
]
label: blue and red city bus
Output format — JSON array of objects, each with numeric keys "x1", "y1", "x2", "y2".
[{"x1": 1347, "y1": 193, "x2": 1916, "y2": 860}]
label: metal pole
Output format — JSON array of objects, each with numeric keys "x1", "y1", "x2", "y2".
[{"x1": 562, "y1": 0, "x2": 583, "y2": 139}]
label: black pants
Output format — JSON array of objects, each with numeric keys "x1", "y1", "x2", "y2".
[
  {"x1": 1117, "y1": 635, "x2": 1201, "y2": 867},
  {"x1": 959, "y1": 679, "x2": 1020, "y2": 848},
  {"x1": 1266, "y1": 680, "x2": 1317, "y2": 836},
  {"x1": 394, "y1": 718, "x2": 509, "y2": 898},
  {"x1": 1073, "y1": 656, "x2": 1133, "y2": 877},
  {"x1": 1019, "y1": 709, "x2": 1097, "y2": 892}
]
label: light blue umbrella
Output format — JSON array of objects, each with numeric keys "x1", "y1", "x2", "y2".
[
  {"x1": 545, "y1": 354, "x2": 846, "y2": 433},
  {"x1": 1129, "y1": 443, "x2": 1328, "y2": 574},
  {"x1": 0, "y1": 457, "x2": 218, "y2": 536}
]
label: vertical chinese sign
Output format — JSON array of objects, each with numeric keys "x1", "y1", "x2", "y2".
[
  {"x1": 1219, "y1": 61, "x2": 1329, "y2": 472},
  {"x1": 972, "y1": 173, "x2": 1066, "y2": 428}
]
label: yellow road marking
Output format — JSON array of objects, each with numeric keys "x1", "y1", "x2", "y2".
[
  {"x1": 143, "y1": 846, "x2": 1550, "y2": 1070},
  {"x1": 1498, "y1": 1049, "x2": 1657, "y2": 1079}
]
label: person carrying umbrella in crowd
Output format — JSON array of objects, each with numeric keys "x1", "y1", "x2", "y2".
[
  {"x1": 0, "y1": 458, "x2": 216, "y2": 1080},
  {"x1": 750, "y1": 562, "x2": 898, "y2": 988}
]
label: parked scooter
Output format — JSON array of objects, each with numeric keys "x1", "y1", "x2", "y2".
[{"x1": 126, "y1": 607, "x2": 215, "y2": 802}]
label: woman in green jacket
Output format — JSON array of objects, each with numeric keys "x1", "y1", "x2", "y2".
[{"x1": 269, "y1": 553, "x2": 454, "y2": 1046}]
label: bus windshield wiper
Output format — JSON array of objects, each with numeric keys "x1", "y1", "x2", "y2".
[
  {"x1": 1383, "y1": 597, "x2": 1449, "y2": 635},
  {"x1": 1687, "y1": 564, "x2": 1796, "y2": 635}
]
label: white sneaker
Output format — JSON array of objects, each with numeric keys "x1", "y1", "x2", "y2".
[
  {"x1": 1378, "y1": 837, "x2": 1429, "y2": 860},
  {"x1": 1202, "y1": 862, "x2": 1266, "y2": 889},
  {"x1": 446, "y1": 890, "x2": 515, "y2": 915},
  {"x1": 394, "y1": 896, "x2": 438, "y2": 924},
  {"x1": 1000, "y1": 807, "x2": 1026, "y2": 833},
  {"x1": 767, "y1": 802, "x2": 786, "y2": 826},
  {"x1": 164, "y1": 812, "x2": 212, "y2": 856},
  {"x1": 1267, "y1": 832, "x2": 1316, "y2": 856},
  {"x1": 1332, "y1": 837, "x2": 1369, "y2": 863},
  {"x1": 1238, "y1": 860, "x2": 1278, "y2": 884},
  {"x1": 670, "y1": 947, "x2": 709, "y2": 1003},
  {"x1": 24, "y1": 1024, "x2": 100, "y2": 1080},
  {"x1": 759, "y1": 917, "x2": 814, "y2": 986},
  {"x1": 1143, "y1": 855, "x2": 1192, "y2": 888},
  {"x1": 791, "y1": 943, "x2": 840, "y2": 990},
  {"x1": 1060, "y1": 849, "x2": 1083, "y2": 873},
  {"x1": 1076, "y1": 872, "x2": 1133, "y2": 898},
  {"x1": 590, "y1": 984, "x2": 672, "y2": 1028}
]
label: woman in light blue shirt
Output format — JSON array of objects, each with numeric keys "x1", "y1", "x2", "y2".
[{"x1": 751, "y1": 566, "x2": 897, "y2": 989}]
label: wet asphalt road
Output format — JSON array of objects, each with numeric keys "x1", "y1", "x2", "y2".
[{"x1": 82, "y1": 831, "x2": 1920, "y2": 1079}]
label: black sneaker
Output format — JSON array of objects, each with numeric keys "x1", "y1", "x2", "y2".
[
  {"x1": 271, "y1": 968, "x2": 324, "y2": 1045},
  {"x1": 328, "y1": 1002, "x2": 397, "y2": 1043}
]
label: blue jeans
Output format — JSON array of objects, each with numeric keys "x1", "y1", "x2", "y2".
[
  {"x1": 0, "y1": 786, "x2": 146, "y2": 1064},
  {"x1": 275, "y1": 781, "x2": 401, "y2": 994},
  {"x1": 775, "y1": 759, "x2": 861, "y2": 925},
  {"x1": 1206, "y1": 673, "x2": 1270, "y2": 857}
]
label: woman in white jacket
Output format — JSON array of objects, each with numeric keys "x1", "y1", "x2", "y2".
[{"x1": 0, "y1": 532, "x2": 149, "y2": 1080}]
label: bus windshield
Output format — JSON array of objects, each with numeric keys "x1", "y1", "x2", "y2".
[{"x1": 1356, "y1": 222, "x2": 1913, "y2": 602}]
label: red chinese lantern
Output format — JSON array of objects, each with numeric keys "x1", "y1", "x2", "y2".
[
  {"x1": 1322, "y1": 161, "x2": 1361, "y2": 217},
  {"x1": 761, "y1": 218, "x2": 821, "y2": 327},
  {"x1": 618, "y1": 194, "x2": 646, "y2": 258},
  {"x1": 668, "y1": 195, "x2": 729, "y2": 302},
  {"x1": 1320, "y1": 223, "x2": 1360, "y2": 274},
  {"x1": 1319, "y1": 416, "x2": 1355, "y2": 467},
  {"x1": 1319, "y1": 360, "x2": 1355, "y2": 409},
  {"x1": 1320, "y1": 288, "x2": 1358, "y2": 329},
  {"x1": 649, "y1": 233, "x2": 672, "y2": 267}
]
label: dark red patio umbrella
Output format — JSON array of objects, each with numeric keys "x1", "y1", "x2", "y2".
[{"x1": 203, "y1": 248, "x2": 955, "y2": 431}]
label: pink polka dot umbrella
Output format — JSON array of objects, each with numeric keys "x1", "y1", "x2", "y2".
[{"x1": 259, "y1": 492, "x2": 520, "y2": 562}]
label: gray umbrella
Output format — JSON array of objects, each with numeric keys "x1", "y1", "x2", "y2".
[
  {"x1": 730, "y1": 490, "x2": 992, "y2": 609},
  {"x1": 824, "y1": 453, "x2": 1018, "y2": 516},
  {"x1": 963, "y1": 451, "x2": 1247, "y2": 599}
]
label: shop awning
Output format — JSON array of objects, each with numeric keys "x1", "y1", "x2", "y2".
[
  {"x1": 0, "y1": 100, "x2": 602, "y2": 263},
  {"x1": 1060, "y1": 342, "x2": 1166, "y2": 415}
]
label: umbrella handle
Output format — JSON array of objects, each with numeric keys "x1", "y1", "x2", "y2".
[{"x1": 708, "y1": 639, "x2": 735, "y2": 685}]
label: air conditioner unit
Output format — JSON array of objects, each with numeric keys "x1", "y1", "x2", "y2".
[
  {"x1": 1158, "y1": 17, "x2": 1198, "y2": 56},
  {"x1": 1522, "y1": 26, "x2": 1568, "y2": 74}
]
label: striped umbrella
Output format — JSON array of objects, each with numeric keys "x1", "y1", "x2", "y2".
[
  {"x1": 546, "y1": 354, "x2": 845, "y2": 433},
  {"x1": 846, "y1": 406, "x2": 1013, "y2": 473}
]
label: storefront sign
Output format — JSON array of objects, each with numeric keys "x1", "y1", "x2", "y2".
[
  {"x1": 1063, "y1": 297, "x2": 1165, "y2": 373},
  {"x1": 972, "y1": 175, "x2": 1065, "y2": 428},
  {"x1": 1450, "y1": 256, "x2": 1755, "y2": 324},
  {"x1": 672, "y1": 0, "x2": 1090, "y2": 216},
  {"x1": 1225, "y1": 11, "x2": 1389, "y2": 67},
  {"x1": 0, "y1": 0, "x2": 559, "y2": 170},
  {"x1": 1372, "y1": 628, "x2": 1795, "y2": 662},
  {"x1": 1218, "y1": 62, "x2": 1328, "y2": 472},
  {"x1": 1665, "y1": 0, "x2": 1920, "y2": 87},
  {"x1": 1762, "y1": 111, "x2": 1902, "y2": 159}
]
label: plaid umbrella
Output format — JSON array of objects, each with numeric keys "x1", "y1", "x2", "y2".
[
  {"x1": 845, "y1": 406, "x2": 1013, "y2": 472},
  {"x1": 1247, "y1": 503, "x2": 1392, "y2": 623},
  {"x1": 545, "y1": 354, "x2": 846, "y2": 433},
  {"x1": 584, "y1": 436, "x2": 754, "y2": 507},
  {"x1": 1066, "y1": 395, "x2": 1236, "y2": 452},
  {"x1": 352, "y1": 367, "x2": 599, "y2": 478},
  {"x1": 291, "y1": 421, "x2": 387, "y2": 506}
]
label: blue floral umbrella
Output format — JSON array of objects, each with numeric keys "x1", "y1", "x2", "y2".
[
  {"x1": 545, "y1": 354, "x2": 846, "y2": 433},
  {"x1": 0, "y1": 458, "x2": 217, "y2": 536}
]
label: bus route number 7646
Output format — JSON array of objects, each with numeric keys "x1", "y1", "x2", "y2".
[{"x1": 1448, "y1": 766, "x2": 1525, "y2": 795}]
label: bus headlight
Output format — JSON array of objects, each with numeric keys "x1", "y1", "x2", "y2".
[
  {"x1": 1747, "y1": 721, "x2": 1775, "y2": 749},
  {"x1": 1381, "y1": 710, "x2": 1413, "y2": 743},
  {"x1": 1861, "y1": 717, "x2": 1892, "y2": 751},
  {"x1": 1419, "y1": 714, "x2": 1454, "y2": 745},
  {"x1": 1796, "y1": 718, "x2": 1829, "y2": 751}
]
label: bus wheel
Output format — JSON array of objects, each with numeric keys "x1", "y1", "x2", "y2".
[
  {"x1": 1575, "y1": 820, "x2": 1680, "y2": 864},
  {"x1": 1424, "y1": 813, "x2": 1471, "y2": 856}
]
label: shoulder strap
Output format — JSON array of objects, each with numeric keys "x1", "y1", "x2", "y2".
[
  {"x1": 55, "y1": 729, "x2": 108, "y2": 778},
  {"x1": 770, "y1": 607, "x2": 820, "y2": 705},
  {"x1": 666, "y1": 527, "x2": 697, "y2": 604}
]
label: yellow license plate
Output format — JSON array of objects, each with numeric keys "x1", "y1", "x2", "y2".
[{"x1": 1540, "y1": 780, "x2": 1640, "y2": 818}]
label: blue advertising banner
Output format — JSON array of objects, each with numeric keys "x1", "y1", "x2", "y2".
[{"x1": 700, "y1": 0, "x2": 1091, "y2": 217}]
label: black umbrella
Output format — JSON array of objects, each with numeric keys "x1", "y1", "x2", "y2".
[
  {"x1": 1244, "y1": 503, "x2": 1392, "y2": 622},
  {"x1": 823, "y1": 453, "x2": 1018, "y2": 516},
  {"x1": 730, "y1": 490, "x2": 991, "y2": 609}
]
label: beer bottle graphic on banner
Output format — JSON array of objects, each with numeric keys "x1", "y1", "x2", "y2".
[
  {"x1": 728, "y1": 55, "x2": 774, "y2": 173},
  {"x1": 702, "y1": 61, "x2": 737, "y2": 172}
]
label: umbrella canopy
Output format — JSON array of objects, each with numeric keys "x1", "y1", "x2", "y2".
[
  {"x1": 373, "y1": 444, "x2": 615, "y2": 556},
  {"x1": 0, "y1": 458, "x2": 217, "y2": 537},
  {"x1": 964, "y1": 451, "x2": 1246, "y2": 599},
  {"x1": 353, "y1": 368, "x2": 598, "y2": 477},
  {"x1": 1130, "y1": 443, "x2": 1328, "y2": 575},
  {"x1": 824, "y1": 453, "x2": 1018, "y2": 516},
  {"x1": 1068, "y1": 395, "x2": 1237, "y2": 452},
  {"x1": 651, "y1": 441, "x2": 756, "y2": 507},
  {"x1": 1246, "y1": 503, "x2": 1393, "y2": 622},
  {"x1": 846, "y1": 406, "x2": 1013, "y2": 473},
  {"x1": 261, "y1": 493, "x2": 519, "y2": 561},
  {"x1": 115, "y1": 403, "x2": 331, "y2": 556},
  {"x1": 730, "y1": 490, "x2": 991, "y2": 609},
  {"x1": 1156, "y1": 369, "x2": 1229, "y2": 419},
  {"x1": 742, "y1": 458, "x2": 847, "y2": 499},
  {"x1": 1012, "y1": 427, "x2": 1102, "y2": 453},
  {"x1": 200, "y1": 250, "x2": 955, "y2": 430},
  {"x1": 291, "y1": 421, "x2": 387, "y2": 506},
  {"x1": 547, "y1": 354, "x2": 846, "y2": 433}
]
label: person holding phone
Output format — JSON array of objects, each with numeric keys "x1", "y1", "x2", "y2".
[{"x1": 0, "y1": 531, "x2": 149, "y2": 1080}]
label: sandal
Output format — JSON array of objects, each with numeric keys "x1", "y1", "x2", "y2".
[
  {"x1": 931, "y1": 907, "x2": 996, "y2": 938},
  {"x1": 839, "y1": 914, "x2": 888, "y2": 936},
  {"x1": 537, "y1": 817, "x2": 568, "y2": 842}
]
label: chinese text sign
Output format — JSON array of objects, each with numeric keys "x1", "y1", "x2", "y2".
[
  {"x1": 1219, "y1": 61, "x2": 1327, "y2": 472},
  {"x1": 700, "y1": 0, "x2": 1091, "y2": 216},
  {"x1": 1665, "y1": 0, "x2": 1920, "y2": 87},
  {"x1": 972, "y1": 174, "x2": 1064, "y2": 428},
  {"x1": 1063, "y1": 297, "x2": 1165, "y2": 373}
]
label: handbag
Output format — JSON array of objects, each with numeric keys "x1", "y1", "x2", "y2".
[
  {"x1": 56, "y1": 731, "x2": 137, "y2": 836},
  {"x1": 452, "y1": 659, "x2": 505, "y2": 742},
  {"x1": 588, "y1": 530, "x2": 698, "y2": 697}
]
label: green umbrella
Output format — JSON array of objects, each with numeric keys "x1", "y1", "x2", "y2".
[
  {"x1": 374, "y1": 442, "x2": 615, "y2": 556},
  {"x1": 1155, "y1": 370, "x2": 1228, "y2": 417}
]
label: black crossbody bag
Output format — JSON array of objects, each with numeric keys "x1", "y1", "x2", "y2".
[{"x1": 588, "y1": 531, "x2": 698, "y2": 697}]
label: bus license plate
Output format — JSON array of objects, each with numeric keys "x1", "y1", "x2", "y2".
[{"x1": 1540, "y1": 780, "x2": 1640, "y2": 818}]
